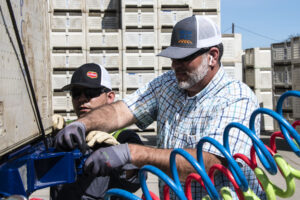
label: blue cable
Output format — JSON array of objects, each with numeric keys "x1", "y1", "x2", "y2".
[
  {"x1": 139, "y1": 165, "x2": 187, "y2": 200},
  {"x1": 276, "y1": 90, "x2": 300, "y2": 155},
  {"x1": 197, "y1": 137, "x2": 249, "y2": 192},
  {"x1": 170, "y1": 149, "x2": 220, "y2": 199},
  {"x1": 250, "y1": 107, "x2": 300, "y2": 157},
  {"x1": 223, "y1": 121, "x2": 277, "y2": 175},
  {"x1": 276, "y1": 91, "x2": 300, "y2": 115},
  {"x1": 104, "y1": 188, "x2": 141, "y2": 200}
]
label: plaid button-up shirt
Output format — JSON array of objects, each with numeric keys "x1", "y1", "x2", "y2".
[{"x1": 123, "y1": 67, "x2": 265, "y2": 199}]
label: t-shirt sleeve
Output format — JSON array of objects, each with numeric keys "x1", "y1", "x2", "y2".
[
  {"x1": 201, "y1": 97, "x2": 261, "y2": 158},
  {"x1": 122, "y1": 77, "x2": 161, "y2": 130}
]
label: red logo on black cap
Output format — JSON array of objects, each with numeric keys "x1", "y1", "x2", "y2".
[{"x1": 87, "y1": 71, "x2": 98, "y2": 79}]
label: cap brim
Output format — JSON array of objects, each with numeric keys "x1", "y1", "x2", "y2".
[
  {"x1": 157, "y1": 46, "x2": 200, "y2": 59},
  {"x1": 61, "y1": 83, "x2": 101, "y2": 91}
]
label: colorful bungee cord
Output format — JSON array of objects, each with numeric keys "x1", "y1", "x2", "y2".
[{"x1": 104, "y1": 91, "x2": 300, "y2": 200}]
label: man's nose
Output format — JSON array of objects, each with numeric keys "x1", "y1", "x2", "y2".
[
  {"x1": 78, "y1": 92, "x2": 88, "y2": 102},
  {"x1": 171, "y1": 59, "x2": 183, "y2": 69}
]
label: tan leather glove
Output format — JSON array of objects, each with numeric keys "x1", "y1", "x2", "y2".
[
  {"x1": 86, "y1": 131, "x2": 120, "y2": 148},
  {"x1": 52, "y1": 114, "x2": 65, "y2": 131}
]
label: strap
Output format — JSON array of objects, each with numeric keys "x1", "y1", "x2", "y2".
[{"x1": 112, "y1": 128, "x2": 127, "y2": 139}]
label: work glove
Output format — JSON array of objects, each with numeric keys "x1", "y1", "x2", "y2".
[
  {"x1": 52, "y1": 114, "x2": 65, "y2": 131},
  {"x1": 86, "y1": 131, "x2": 120, "y2": 148},
  {"x1": 84, "y1": 143, "x2": 131, "y2": 176},
  {"x1": 54, "y1": 121, "x2": 87, "y2": 153}
]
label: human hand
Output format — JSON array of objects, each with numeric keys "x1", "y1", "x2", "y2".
[
  {"x1": 86, "y1": 131, "x2": 120, "y2": 148},
  {"x1": 84, "y1": 144, "x2": 131, "y2": 176},
  {"x1": 54, "y1": 121, "x2": 87, "y2": 153},
  {"x1": 52, "y1": 114, "x2": 65, "y2": 131}
]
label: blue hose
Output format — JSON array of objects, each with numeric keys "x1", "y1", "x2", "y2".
[{"x1": 170, "y1": 149, "x2": 220, "y2": 199}]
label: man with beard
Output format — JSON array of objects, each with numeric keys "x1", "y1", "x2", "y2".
[{"x1": 55, "y1": 16, "x2": 265, "y2": 199}]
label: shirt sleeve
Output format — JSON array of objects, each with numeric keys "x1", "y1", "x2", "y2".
[
  {"x1": 201, "y1": 97, "x2": 261, "y2": 158},
  {"x1": 122, "y1": 77, "x2": 161, "y2": 130}
]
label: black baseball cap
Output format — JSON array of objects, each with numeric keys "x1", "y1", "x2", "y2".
[{"x1": 61, "y1": 63, "x2": 112, "y2": 91}]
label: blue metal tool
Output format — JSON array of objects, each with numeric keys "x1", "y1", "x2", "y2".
[{"x1": 0, "y1": 141, "x2": 84, "y2": 197}]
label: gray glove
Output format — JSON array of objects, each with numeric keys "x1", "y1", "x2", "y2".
[
  {"x1": 54, "y1": 121, "x2": 87, "y2": 153},
  {"x1": 84, "y1": 143, "x2": 131, "y2": 176}
]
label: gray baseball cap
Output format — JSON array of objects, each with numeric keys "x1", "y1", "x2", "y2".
[{"x1": 157, "y1": 15, "x2": 222, "y2": 59}]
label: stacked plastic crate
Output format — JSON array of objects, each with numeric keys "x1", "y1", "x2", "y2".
[
  {"x1": 122, "y1": 0, "x2": 158, "y2": 132},
  {"x1": 291, "y1": 37, "x2": 300, "y2": 125},
  {"x1": 85, "y1": 0, "x2": 122, "y2": 100},
  {"x1": 221, "y1": 34, "x2": 243, "y2": 81},
  {"x1": 50, "y1": 0, "x2": 122, "y2": 121},
  {"x1": 271, "y1": 41, "x2": 293, "y2": 131},
  {"x1": 244, "y1": 48, "x2": 273, "y2": 132},
  {"x1": 50, "y1": 0, "x2": 86, "y2": 121}
]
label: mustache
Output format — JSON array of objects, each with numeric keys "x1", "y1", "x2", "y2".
[{"x1": 174, "y1": 69, "x2": 187, "y2": 74}]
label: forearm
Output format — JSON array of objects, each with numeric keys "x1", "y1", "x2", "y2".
[
  {"x1": 128, "y1": 144, "x2": 223, "y2": 181},
  {"x1": 78, "y1": 100, "x2": 136, "y2": 133}
]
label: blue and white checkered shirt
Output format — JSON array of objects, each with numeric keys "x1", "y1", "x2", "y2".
[{"x1": 123, "y1": 67, "x2": 265, "y2": 199}]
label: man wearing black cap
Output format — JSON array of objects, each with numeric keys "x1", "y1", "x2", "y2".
[
  {"x1": 55, "y1": 16, "x2": 264, "y2": 199},
  {"x1": 51, "y1": 63, "x2": 143, "y2": 200}
]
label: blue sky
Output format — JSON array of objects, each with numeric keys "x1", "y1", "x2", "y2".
[{"x1": 221, "y1": 0, "x2": 300, "y2": 49}]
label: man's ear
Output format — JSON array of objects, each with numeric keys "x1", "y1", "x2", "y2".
[
  {"x1": 208, "y1": 47, "x2": 220, "y2": 66},
  {"x1": 106, "y1": 91, "x2": 115, "y2": 104}
]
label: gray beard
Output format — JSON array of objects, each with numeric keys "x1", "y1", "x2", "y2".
[{"x1": 178, "y1": 54, "x2": 209, "y2": 89}]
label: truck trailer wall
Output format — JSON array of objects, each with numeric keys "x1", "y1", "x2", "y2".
[{"x1": 0, "y1": 0, "x2": 52, "y2": 156}]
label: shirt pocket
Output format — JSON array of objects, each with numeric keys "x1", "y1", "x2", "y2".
[{"x1": 174, "y1": 132, "x2": 202, "y2": 148}]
